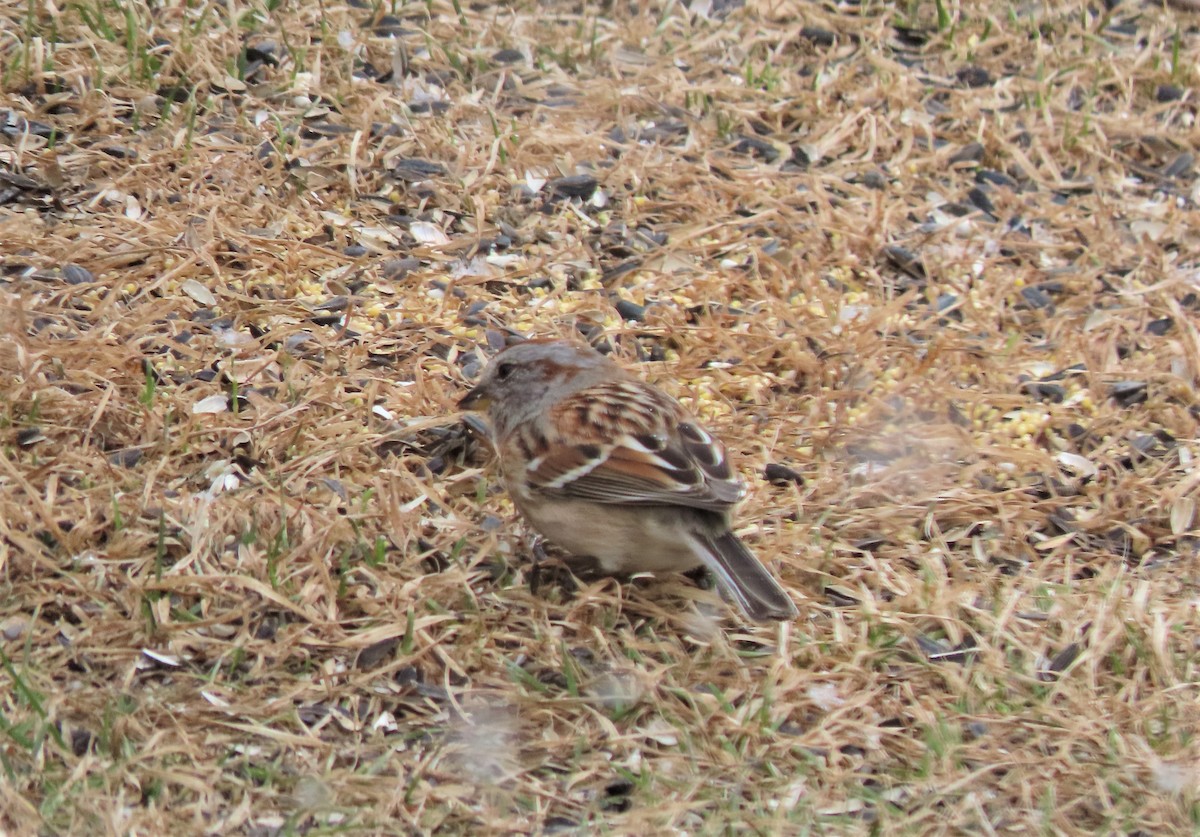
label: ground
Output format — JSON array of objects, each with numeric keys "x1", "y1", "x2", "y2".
[{"x1": 1, "y1": 0, "x2": 1199, "y2": 833}]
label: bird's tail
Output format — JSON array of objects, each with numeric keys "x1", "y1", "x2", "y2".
[{"x1": 695, "y1": 531, "x2": 798, "y2": 622}]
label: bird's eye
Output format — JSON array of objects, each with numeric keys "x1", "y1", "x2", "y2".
[{"x1": 496, "y1": 362, "x2": 516, "y2": 380}]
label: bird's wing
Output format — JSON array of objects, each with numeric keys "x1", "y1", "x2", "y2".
[{"x1": 515, "y1": 379, "x2": 744, "y2": 512}]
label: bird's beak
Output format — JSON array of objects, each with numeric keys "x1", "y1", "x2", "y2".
[{"x1": 459, "y1": 384, "x2": 490, "y2": 410}]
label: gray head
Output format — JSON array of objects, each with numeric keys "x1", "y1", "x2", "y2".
[{"x1": 458, "y1": 339, "x2": 618, "y2": 436}]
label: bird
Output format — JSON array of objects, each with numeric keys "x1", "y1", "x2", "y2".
[{"x1": 458, "y1": 338, "x2": 798, "y2": 622}]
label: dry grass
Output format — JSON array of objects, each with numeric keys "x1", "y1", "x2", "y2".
[{"x1": 2, "y1": 0, "x2": 1199, "y2": 832}]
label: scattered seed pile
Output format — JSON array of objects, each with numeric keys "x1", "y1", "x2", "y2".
[{"x1": 2, "y1": 0, "x2": 1199, "y2": 832}]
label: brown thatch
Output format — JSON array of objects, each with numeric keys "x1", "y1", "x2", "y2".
[{"x1": 1, "y1": 0, "x2": 1199, "y2": 832}]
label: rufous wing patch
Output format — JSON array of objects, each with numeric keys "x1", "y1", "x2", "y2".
[{"x1": 531, "y1": 381, "x2": 745, "y2": 510}]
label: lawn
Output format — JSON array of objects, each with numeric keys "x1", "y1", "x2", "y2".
[{"x1": 1, "y1": 0, "x2": 1199, "y2": 833}]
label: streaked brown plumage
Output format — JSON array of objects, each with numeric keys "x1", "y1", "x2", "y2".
[{"x1": 459, "y1": 338, "x2": 797, "y2": 622}]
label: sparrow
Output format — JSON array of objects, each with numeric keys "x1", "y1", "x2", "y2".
[{"x1": 459, "y1": 338, "x2": 798, "y2": 622}]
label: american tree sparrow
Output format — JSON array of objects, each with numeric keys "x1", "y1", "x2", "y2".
[{"x1": 459, "y1": 339, "x2": 798, "y2": 622}]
